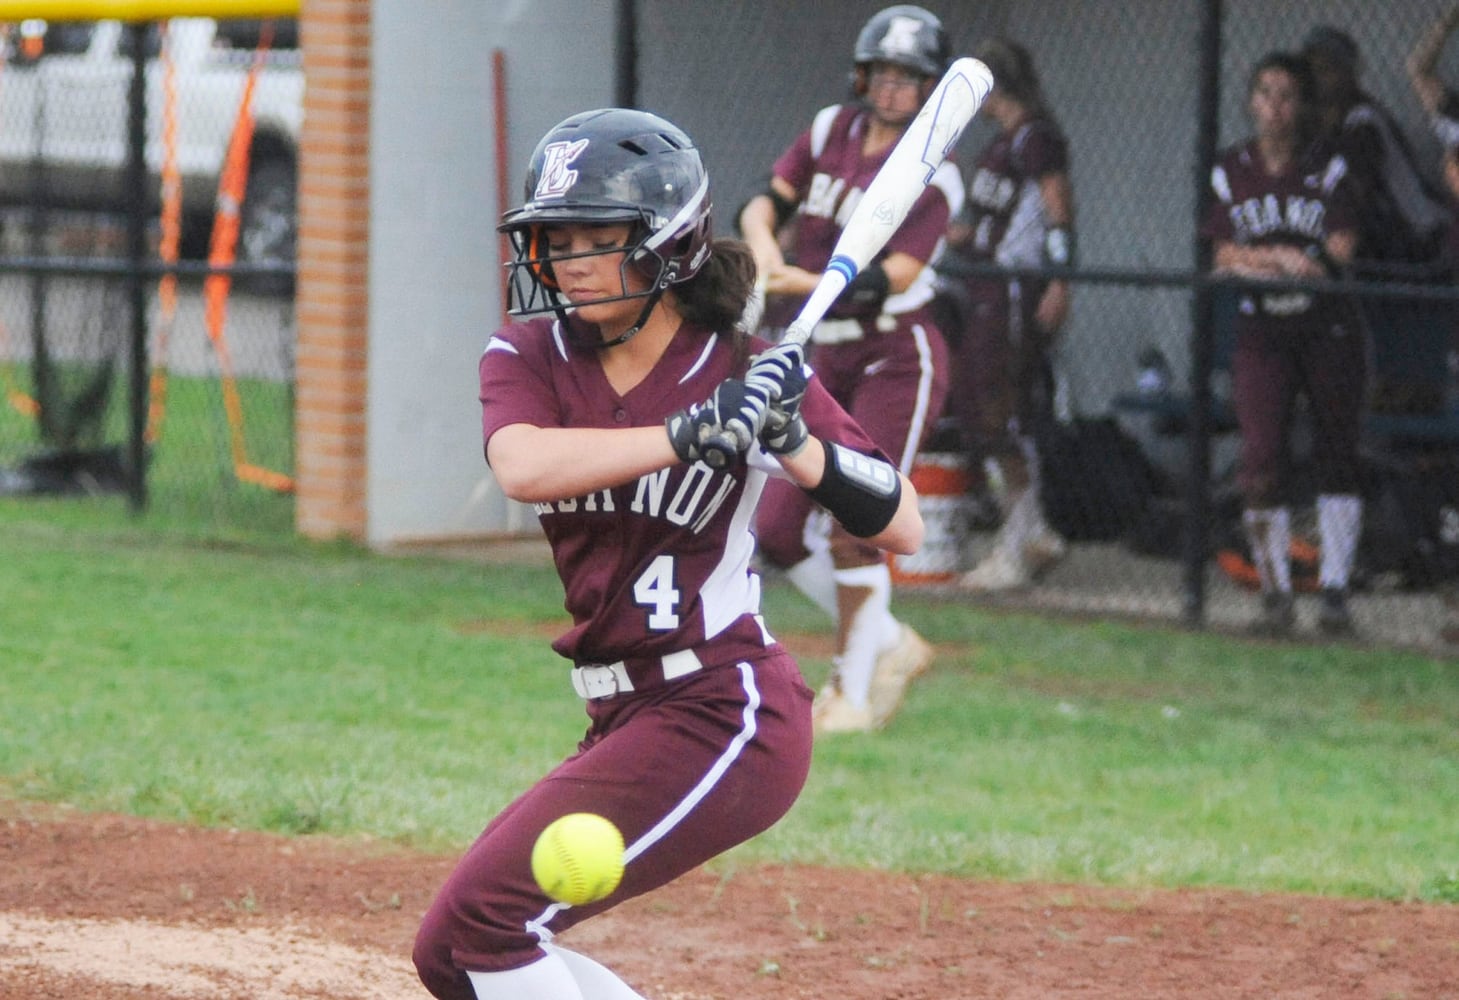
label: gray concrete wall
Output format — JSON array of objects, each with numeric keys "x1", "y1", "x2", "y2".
[{"x1": 365, "y1": 0, "x2": 613, "y2": 545}]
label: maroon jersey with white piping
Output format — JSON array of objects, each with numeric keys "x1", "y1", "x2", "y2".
[
  {"x1": 962, "y1": 114, "x2": 1069, "y2": 268},
  {"x1": 1204, "y1": 139, "x2": 1359, "y2": 330},
  {"x1": 772, "y1": 103, "x2": 961, "y2": 316},
  {"x1": 479, "y1": 317, "x2": 884, "y2": 668}
]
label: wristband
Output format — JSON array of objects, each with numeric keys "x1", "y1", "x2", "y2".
[
  {"x1": 1043, "y1": 226, "x2": 1075, "y2": 268},
  {"x1": 805, "y1": 440, "x2": 902, "y2": 538},
  {"x1": 829, "y1": 262, "x2": 890, "y2": 318}
]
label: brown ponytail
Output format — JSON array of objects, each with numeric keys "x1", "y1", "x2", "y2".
[{"x1": 672, "y1": 237, "x2": 758, "y2": 349}]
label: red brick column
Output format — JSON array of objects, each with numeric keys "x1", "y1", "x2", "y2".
[{"x1": 295, "y1": 0, "x2": 371, "y2": 540}]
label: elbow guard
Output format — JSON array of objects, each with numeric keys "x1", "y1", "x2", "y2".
[
  {"x1": 736, "y1": 185, "x2": 797, "y2": 235},
  {"x1": 805, "y1": 440, "x2": 902, "y2": 538},
  {"x1": 767, "y1": 187, "x2": 797, "y2": 228},
  {"x1": 1043, "y1": 226, "x2": 1076, "y2": 268}
]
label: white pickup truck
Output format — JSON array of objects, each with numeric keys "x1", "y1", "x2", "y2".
[{"x1": 0, "y1": 17, "x2": 302, "y2": 281}]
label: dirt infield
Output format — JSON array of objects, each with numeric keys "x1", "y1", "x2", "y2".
[{"x1": 2, "y1": 801, "x2": 1457, "y2": 999}]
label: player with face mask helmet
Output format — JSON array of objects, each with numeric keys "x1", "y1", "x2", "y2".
[{"x1": 414, "y1": 106, "x2": 926, "y2": 1000}]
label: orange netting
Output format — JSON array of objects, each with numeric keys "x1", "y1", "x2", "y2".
[
  {"x1": 0, "y1": 22, "x2": 41, "y2": 419},
  {"x1": 148, "y1": 19, "x2": 293, "y2": 493},
  {"x1": 145, "y1": 19, "x2": 182, "y2": 444}
]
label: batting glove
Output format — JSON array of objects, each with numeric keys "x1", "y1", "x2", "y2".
[
  {"x1": 744, "y1": 341, "x2": 807, "y2": 407},
  {"x1": 759, "y1": 360, "x2": 809, "y2": 457},
  {"x1": 666, "y1": 378, "x2": 770, "y2": 467}
]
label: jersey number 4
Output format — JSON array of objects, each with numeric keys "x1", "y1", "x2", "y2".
[{"x1": 633, "y1": 554, "x2": 681, "y2": 631}]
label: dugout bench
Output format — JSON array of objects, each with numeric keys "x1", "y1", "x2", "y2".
[
  {"x1": 1111, "y1": 287, "x2": 1459, "y2": 449},
  {"x1": 1110, "y1": 287, "x2": 1459, "y2": 587}
]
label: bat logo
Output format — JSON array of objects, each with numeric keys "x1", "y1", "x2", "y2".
[
  {"x1": 534, "y1": 139, "x2": 591, "y2": 200},
  {"x1": 913, "y1": 64, "x2": 990, "y2": 184}
]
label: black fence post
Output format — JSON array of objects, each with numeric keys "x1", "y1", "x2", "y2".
[
  {"x1": 614, "y1": 0, "x2": 638, "y2": 108},
  {"x1": 28, "y1": 58, "x2": 54, "y2": 444},
  {"x1": 124, "y1": 21, "x2": 149, "y2": 512},
  {"x1": 1183, "y1": 0, "x2": 1223, "y2": 626}
]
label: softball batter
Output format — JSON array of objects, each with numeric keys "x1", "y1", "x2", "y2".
[{"x1": 413, "y1": 108, "x2": 924, "y2": 1000}]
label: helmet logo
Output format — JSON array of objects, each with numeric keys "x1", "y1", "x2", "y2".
[
  {"x1": 534, "y1": 139, "x2": 591, "y2": 200},
  {"x1": 880, "y1": 16, "x2": 924, "y2": 60}
]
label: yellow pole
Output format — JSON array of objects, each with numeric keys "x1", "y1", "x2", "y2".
[{"x1": 0, "y1": 0, "x2": 298, "y2": 20}]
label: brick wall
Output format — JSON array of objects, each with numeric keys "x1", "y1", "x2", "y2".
[{"x1": 295, "y1": 0, "x2": 371, "y2": 540}]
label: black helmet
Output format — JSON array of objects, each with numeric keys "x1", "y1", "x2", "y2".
[
  {"x1": 853, "y1": 5, "x2": 951, "y2": 89},
  {"x1": 973, "y1": 37, "x2": 1045, "y2": 110},
  {"x1": 499, "y1": 108, "x2": 713, "y2": 318}
]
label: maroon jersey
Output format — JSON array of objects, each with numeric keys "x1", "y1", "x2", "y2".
[
  {"x1": 772, "y1": 103, "x2": 961, "y2": 316},
  {"x1": 479, "y1": 317, "x2": 883, "y2": 669},
  {"x1": 1331, "y1": 96, "x2": 1450, "y2": 261},
  {"x1": 962, "y1": 115, "x2": 1069, "y2": 267},
  {"x1": 1204, "y1": 140, "x2": 1358, "y2": 331}
]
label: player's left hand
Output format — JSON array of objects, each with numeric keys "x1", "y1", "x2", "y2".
[{"x1": 666, "y1": 378, "x2": 771, "y2": 467}]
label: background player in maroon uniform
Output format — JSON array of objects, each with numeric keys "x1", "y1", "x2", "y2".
[
  {"x1": 738, "y1": 4, "x2": 958, "y2": 734},
  {"x1": 413, "y1": 108, "x2": 925, "y2": 1000},
  {"x1": 1303, "y1": 24, "x2": 1450, "y2": 269},
  {"x1": 1205, "y1": 52, "x2": 1363, "y2": 635},
  {"x1": 944, "y1": 37, "x2": 1075, "y2": 593}
]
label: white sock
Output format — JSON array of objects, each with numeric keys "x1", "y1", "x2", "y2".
[
  {"x1": 1317, "y1": 493, "x2": 1363, "y2": 590},
  {"x1": 467, "y1": 947, "x2": 646, "y2": 1000},
  {"x1": 544, "y1": 945, "x2": 647, "y2": 999},
  {"x1": 1019, "y1": 435, "x2": 1043, "y2": 498},
  {"x1": 982, "y1": 456, "x2": 1007, "y2": 506},
  {"x1": 839, "y1": 558, "x2": 901, "y2": 652},
  {"x1": 832, "y1": 564, "x2": 891, "y2": 708},
  {"x1": 1243, "y1": 507, "x2": 1292, "y2": 593},
  {"x1": 1241, "y1": 509, "x2": 1272, "y2": 591},
  {"x1": 1020, "y1": 444, "x2": 1058, "y2": 542},
  {"x1": 877, "y1": 611, "x2": 904, "y2": 654},
  {"x1": 785, "y1": 550, "x2": 838, "y2": 625},
  {"x1": 468, "y1": 952, "x2": 586, "y2": 1000},
  {"x1": 997, "y1": 488, "x2": 1035, "y2": 560},
  {"x1": 1267, "y1": 507, "x2": 1292, "y2": 592}
]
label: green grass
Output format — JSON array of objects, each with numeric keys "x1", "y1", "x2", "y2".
[
  {"x1": 1, "y1": 363, "x2": 295, "y2": 537},
  {"x1": 1, "y1": 498, "x2": 1457, "y2": 903}
]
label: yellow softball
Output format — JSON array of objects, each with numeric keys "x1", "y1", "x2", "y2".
[{"x1": 530, "y1": 812, "x2": 625, "y2": 906}]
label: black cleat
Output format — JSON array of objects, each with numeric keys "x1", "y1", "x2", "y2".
[
  {"x1": 1250, "y1": 591, "x2": 1295, "y2": 637},
  {"x1": 1317, "y1": 587, "x2": 1355, "y2": 636}
]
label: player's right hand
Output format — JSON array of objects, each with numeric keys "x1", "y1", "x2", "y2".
[{"x1": 666, "y1": 378, "x2": 770, "y2": 467}]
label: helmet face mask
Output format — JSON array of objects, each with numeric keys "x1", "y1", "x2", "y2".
[
  {"x1": 503, "y1": 219, "x2": 670, "y2": 316},
  {"x1": 500, "y1": 109, "x2": 713, "y2": 319}
]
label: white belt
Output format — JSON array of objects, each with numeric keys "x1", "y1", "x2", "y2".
[
  {"x1": 1261, "y1": 292, "x2": 1314, "y2": 316},
  {"x1": 571, "y1": 648, "x2": 705, "y2": 700},
  {"x1": 811, "y1": 318, "x2": 866, "y2": 344}
]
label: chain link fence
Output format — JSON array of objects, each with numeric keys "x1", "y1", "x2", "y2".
[
  {"x1": 642, "y1": 0, "x2": 1459, "y2": 652},
  {"x1": 0, "y1": 16, "x2": 297, "y2": 535},
  {"x1": 3, "y1": 4, "x2": 1456, "y2": 652}
]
